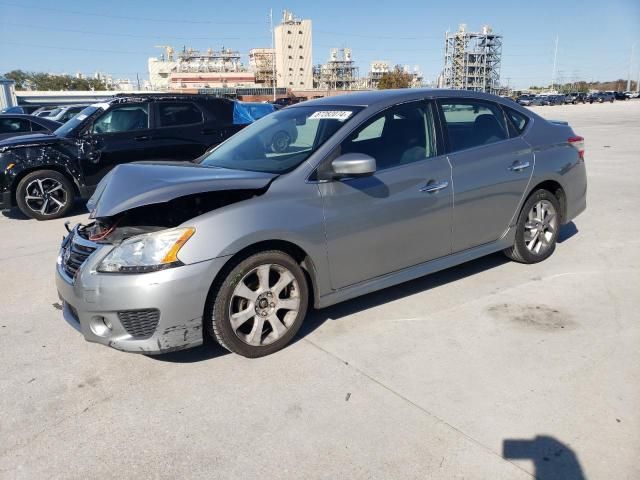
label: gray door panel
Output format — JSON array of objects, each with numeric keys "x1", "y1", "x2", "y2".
[
  {"x1": 319, "y1": 156, "x2": 452, "y2": 289},
  {"x1": 449, "y1": 137, "x2": 533, "y2": 251}
]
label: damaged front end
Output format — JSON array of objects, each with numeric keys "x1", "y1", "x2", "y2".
[{"x1": 55, "y1": 161, "x2": 277, "y2": 354}]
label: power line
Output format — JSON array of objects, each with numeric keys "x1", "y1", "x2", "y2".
[
  {"x1": 3, "y1": 41, "x2": 153, "y2": 56},
  {"x1": 0, "y1": 1, "x2": 263, "y2": 24},
  {"x1": 315, "y1": 29, "x2": 442, "y2": 40},
  {"x1": 0, "y1": 22, "x2": 270, "y2": 41}
]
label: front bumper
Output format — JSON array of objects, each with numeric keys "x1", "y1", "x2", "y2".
[{"x1": 55, "y1": 232, "x2": 231, "y2": 354}]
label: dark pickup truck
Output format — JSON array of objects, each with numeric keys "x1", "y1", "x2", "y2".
[{"x1": 0, "y1": 94, "x2": 250, "y2": 220}]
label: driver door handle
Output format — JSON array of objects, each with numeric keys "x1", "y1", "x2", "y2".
[
  {"x1": 508, "y1": 160, "x2": 530, "y2": 172},
  {"x1": 419, "y1": 180, "x2": 449, "y2": 193},
  {"x1": 134, "y1": 135, "x2": 150, "y2": 141}
]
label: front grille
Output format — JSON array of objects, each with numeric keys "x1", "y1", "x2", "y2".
[
  {"x1": 62, "y1": 232, "x2": 97, "y2": 278},
  {"x1": 118, "y1": 309, "x2": 160, "y2": 338}
]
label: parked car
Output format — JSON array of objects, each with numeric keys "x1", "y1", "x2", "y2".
[
  {"x1": 516, "y1": 95, "x2": 535, "y2": 106},
  {"x1": 32, "y1": 106, "x2": 59, "y2": 117},
  {"x1": 548, "y1": 95, "x2": 566, "y2": 105},
  {"x1": 54, "y1": 89, "x2": 587, "y2": 358},
  {"x1": 272, "y1": 97, "x2": 306, "y2": 107},
  {"x1": 612, "y1": 91, "x2": 627, "y2": 101},
  {"x1": 565, "y1": 92, "x2": 587, "y2": 104},
  {"x1": 530, "y1": 96, "x2": 549, "y2": 106},
  {"x1": 624, "y1": 91, "x2": 639, "y2": 99},
  {"x1": 233, "y1": 101, "x2": 297, "y2": 152},
  {"x1": 44, "y1": 104, "x2": 90, "y2": 123},
  {"x1": 0, "y1": 114, "x2": 61, "y2": 141},
  {"x1": 0, "y1": 94, "x2": 249, "y2": 220},
  {"x1": 588, "y1": 92, "x2": 614, "y2": 103},
  {"x1": 1, "y1": 105, "x2": 43, "y2": 115}
]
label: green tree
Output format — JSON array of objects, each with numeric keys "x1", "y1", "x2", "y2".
[
  {"x1": 378, "y1": 65, "x2": 413, "y2": 89},
  {"x1": 3, "y1": 70, "x2": 108, "y2": 91},
  {"x1": 4, "y1": 70, "x2": 31, "y2": 89}
]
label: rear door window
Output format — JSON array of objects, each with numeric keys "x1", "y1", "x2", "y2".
[
  {"x1": 158, "y1": 102, "x2": 203, "y2": 127},
  {"x1": 439, "y1": 100, "x2": 508, "y2": 152},
  {"x1": 30, "y1": 121, "x2": 47, "y2": 132}
]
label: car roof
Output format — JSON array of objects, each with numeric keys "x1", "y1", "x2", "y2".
[
  {"x1": 109, "y1": 93, "x2": 234, "y2": 105},
  {"x1": 292, "y1": 88, "x2": 511, "y2": 109}
]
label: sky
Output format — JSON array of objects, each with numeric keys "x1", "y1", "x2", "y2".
[{"x1": 1, "y1": 0, "x2": 639, "y2": 89}]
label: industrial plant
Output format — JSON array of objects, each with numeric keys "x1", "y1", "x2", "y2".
[{"x1": 145, "y1": 9, "x2": 435, "y2": 100}]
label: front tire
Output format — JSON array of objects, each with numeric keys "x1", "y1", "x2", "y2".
[
  {"x1": 504, "y1": 189, "x2": 561, "y2": 264},
  {"x1": 15, "y1": 170, "x2": 75, "y2": 220},
  {"x1": 206, "y1": 251, "x2": 309, "y2": 357}
]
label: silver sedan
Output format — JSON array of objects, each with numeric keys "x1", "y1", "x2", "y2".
[{"x1": 56, "y1": 89, "x2": 587, "y2": 357}]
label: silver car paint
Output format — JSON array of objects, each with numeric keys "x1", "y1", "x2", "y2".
[{"x1": 56, "y1": 89, "x2": 587, "y2": 353}]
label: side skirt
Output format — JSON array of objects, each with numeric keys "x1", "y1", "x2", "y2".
[{"x1": 316, "y1": 229, "x2": 515, "y2": 309}]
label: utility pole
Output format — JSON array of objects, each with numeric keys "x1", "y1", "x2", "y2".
[
  {"x1": 551, "y1": 35, "x2": 559, "y2": 92},
  {"x1": 270, "y1": 9, "x2": 276, "y2": 102},
  {"x1": 627, "y1": 43, "x2": 635, "y2": 92}
]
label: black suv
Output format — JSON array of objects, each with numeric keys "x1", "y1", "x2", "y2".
[
  {"x1": 0, "y1": 94, "x2": 246, "y2": 220},
  {"x1": 565, "y1": 92, "x2": 587, "y2": 104}
]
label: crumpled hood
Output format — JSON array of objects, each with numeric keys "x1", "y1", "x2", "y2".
[
  {"x1": 87, "y1": 161, "x2": 278, "y2": 218},
  {"x1": 0, "y1": 133, "x2": 61, "y2": 150}
]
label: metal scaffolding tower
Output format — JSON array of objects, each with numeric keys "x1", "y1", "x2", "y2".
[
  {"x1": 442, "y1": 24, "x2": 502, "y2": 94},
  {"x1": 313, "y1": 48, "x2": 359, "y2": 90}
]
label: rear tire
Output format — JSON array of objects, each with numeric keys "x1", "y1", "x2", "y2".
[
  {"x1": 504, "y1": 189, "x2": 561, "y2": 264},
  {"x1": 205, "y1": 250, "x2": 309, "y2": 358},
  {"x1": 15, "y1": 170, "x2": 75, "y2": 220}
]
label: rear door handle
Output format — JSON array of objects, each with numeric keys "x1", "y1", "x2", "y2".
[
  {"x1": 508, "y1": 161, "x2": 530, "y2": 172},
  {"x1": 419, "y1": 180, "x2": 449, "y2": 193},
  {"x1": 134, "y1": 135, "x2": 150, "y2": 141}
]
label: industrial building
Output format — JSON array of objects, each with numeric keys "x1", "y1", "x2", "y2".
[
  {"x1": 249, "y1": 48, "x2": 275, "y2": 86},
  {"x1": 148, "y1": 45, "x2": 255, "y2": 90},
  {"x1": 441, "y1": 24, "x2": 502, "y2": 94},
  {"x1": 273, "y1": 10, "x2": 313, "y2": 90},
  {"x1": 313, "y1": 48, "x2": 359, "y2": 90},
  {"x1": 365, "y1": 61, "x2": 424, "y2": 89}
]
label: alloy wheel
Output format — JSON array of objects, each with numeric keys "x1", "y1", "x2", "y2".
[
  {"x1": 24, "y1": 178, "x2": 68, "y2": 216},
  {"x1": 228, "y1": 263, "x2": 300, "y2": 346},
  {"x1": 524, "y1": 199, "x2": 558, "y2": 254}
]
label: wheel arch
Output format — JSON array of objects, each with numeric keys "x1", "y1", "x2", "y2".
[
  {"x1": 207, "y1": 239, "x2": 321, "y2": 314},
  {"x1": 524, "y1": 179, "x2": 567, "y2": 223}
]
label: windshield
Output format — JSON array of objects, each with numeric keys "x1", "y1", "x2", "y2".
[
  {"x1": 54, "y1": 106, "x2": 102, "y2": 137},
  {"x1": 200, "y1": 105, "x2": 362, "y2": 173}
]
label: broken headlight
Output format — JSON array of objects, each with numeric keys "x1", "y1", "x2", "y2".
[{"x1": 97, "y1": 227, "x2": 195, "y2": 273}]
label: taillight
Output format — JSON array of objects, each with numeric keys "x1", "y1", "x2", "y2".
[{"x1": 568, "y1": 136, "x2": 585, "y2": 161}]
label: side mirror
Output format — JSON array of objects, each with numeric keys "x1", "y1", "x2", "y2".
[{"x1": 331, "y1": 153, "x2": 376, "y2": 179}]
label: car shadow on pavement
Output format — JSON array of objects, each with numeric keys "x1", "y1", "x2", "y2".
[
  {"x1": 298, "y1": 221, "x2": 579, "y2": 340},
  {"x1": 298, "y1": 251, "x2": 510, "y2": 340},
  {"x1": 1, "y1": 201, "x2": 87, "y2": 220},
  {"x1": 149, "y1": 340, "x2": 230, "y2": 363},
  {"x1": 152, "y1": 223, "x2": 579, "y2": 363},
  {"x1": 557, "y1": 221, "x2": 578, "y2": 243},
  {"x1": 503, "y1": 435, "x2": 586, "y2": 480}
]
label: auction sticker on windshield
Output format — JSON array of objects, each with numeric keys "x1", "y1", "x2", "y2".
[{"x1": 309, "y1": 111, "x2": 353, "y2": 121}]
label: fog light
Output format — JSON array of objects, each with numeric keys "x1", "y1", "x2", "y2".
[{"x1": 90, "y1": 316, "x2": 112, "y2": 337}]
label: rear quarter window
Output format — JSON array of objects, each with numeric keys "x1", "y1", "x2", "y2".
[{"x1": 504, "y1": 107, "x2": 529, "y2": 135}]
